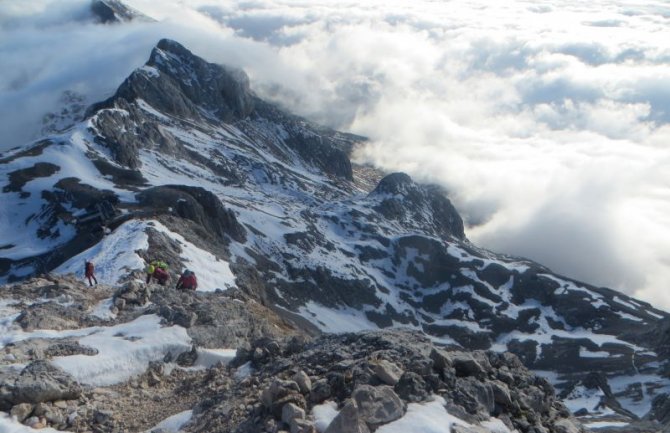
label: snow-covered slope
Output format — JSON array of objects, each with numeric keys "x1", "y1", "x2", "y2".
[{"x1": 1, "y1": 38, "x2": 669, "y2": 429}]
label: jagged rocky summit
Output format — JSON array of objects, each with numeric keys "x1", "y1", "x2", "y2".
[
  {"x1": 1, "y1": 38, "x2": 670, "y2": 432},
  {"x1": 90, "y1": 0, "x2": 153, "y2": 24}
]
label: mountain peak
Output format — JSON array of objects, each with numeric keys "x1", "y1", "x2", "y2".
[
  {"x1": 370, "y1": 172, "x2": 466, "y2": 240},
  {"x1": 371, "y1": 172, "x2": 414, "y2": 195},
  {"x1": 90, "y1": 0, "x2": 151, "y2": 24},
  {"x1": 94, "y1": 38, "x2": 254, "y2": 124}
]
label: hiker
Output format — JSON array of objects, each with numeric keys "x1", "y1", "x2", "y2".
[
  {"x1": 85, "y1": 261, "x2": 98, "y2": 286},
  {"x1": 153, "y1": 266, "x2": 170, "y2": 286},
  {"x1": 176, "y1": 269, "x2": 198, "y2": 291},
  {"x1": 146, "y1": 260, "x2": 169, "y2": 285}
]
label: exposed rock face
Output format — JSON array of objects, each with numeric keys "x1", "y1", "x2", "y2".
[
  {"x1": 370, "y1": 172, "x2": 465, "y2": 240},
  {"x1": 3, "y1": 162, "x2": 60, "y2": 194},
  {"x1": 149, "y1": 287, "x2": 300, "y2": 349},
  {"x1": 137, "y1": 185, "x2": 246, "y2": 243},
  {"x1": 93, "y1": 38, "x2": 253, "y2": 128}
]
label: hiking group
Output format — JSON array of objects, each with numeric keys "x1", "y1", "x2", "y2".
[
  {"x1": 84, "y1": 259, "x2": 197, "y2": 291},
  {"x1": 146, "y1": 260, "x2": 170, "y2": 285},
  {"x1": 146, "y1": 260, "x2": 198, "y2": 290}
]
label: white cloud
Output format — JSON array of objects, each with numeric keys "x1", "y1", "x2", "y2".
[{"x1": 2, "y1": 0, "x2": 670, "y2": 309}]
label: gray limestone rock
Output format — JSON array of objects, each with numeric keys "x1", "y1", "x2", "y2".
[
  {"x1": 10, "y1": 402, "x2": 33, "y2": 422},
  {"x1": 282, "y1": 402, "x2": 306, "y2": 424},
  {"x1": 452, "y1": 354, "x2": 488, "y2": 379},
  {"x1": 394, "y1": 372, "x2": 428, "y2": 403},
  {"x1": 262, "y1": 379, "x2": 305, "y2": 417},
  {"x1": 352, "y1": 385, "x2": 405, "y2": 429},
  {"x1": 324, "y1": 400, "x2": 370, "y2": 433},
  {"x1": 12, "y1": 361, "x2": 81, "y2": 404},
  {"x1": 293, "y1": 371, "x2": 312, "y2": 394},
  {"x1": 373, "y1": 360, "x2": 403, "y2": 386},
  {"x1": 310, "y1": 379, "x2": 332, "y2": 404}
]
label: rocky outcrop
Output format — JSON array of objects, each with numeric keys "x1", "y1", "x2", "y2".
[
  {"x1": 137, "y1": 185, "x2": 246, "y2": 243},
  {"x1": 149, "y1": 286, "x2": 302, "y2": 349},
  {"x1": 191, "y1": 330, "x2": 582, "y2": 433},
  {"x1": 3, "y1": 162, "x2": 59, "y2": 194},
  {"x1": 370, "y1": 172, "x2": 465, "y2": 240}
]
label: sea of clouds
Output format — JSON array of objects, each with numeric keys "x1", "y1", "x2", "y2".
[{"x1": 1, "y1": 0, "x2": 669, "y2": 308}]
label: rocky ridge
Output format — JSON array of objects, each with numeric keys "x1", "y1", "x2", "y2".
[{"x1": 1, "y1": 274, "x2": 584, "y2": 433}]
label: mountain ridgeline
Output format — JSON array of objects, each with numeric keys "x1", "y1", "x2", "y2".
[{"x1": 2, "y1": 38, "x2": 670, "y2": 432}]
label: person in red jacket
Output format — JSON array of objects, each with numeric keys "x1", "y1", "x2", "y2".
[
  {"x1": 84, "y1": 261, "x2": 98, "y2": 286},
  {"x1": 176, "y1": 269, "x2": 198, "y2": 291},
  {"x1": 152, "y1": 266, "x2": 170, "y2": 286}
]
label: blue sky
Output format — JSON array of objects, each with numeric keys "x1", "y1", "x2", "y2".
[{"x1": 1, "y1": 0, "x2": 670, "y2": 307}]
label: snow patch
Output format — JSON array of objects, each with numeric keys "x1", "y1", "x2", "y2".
[
  {"x1": 579, "y1": 347, "x2": 612, "y2": 358},
  {"x1": 51, "y1": 314, "x2": 191, "y2": 386},
  {"x1": 195, "y1": 348, "x2": 237, "y2": 368},
  {"x1": 481, "y1": 418, "x2": 516, "y2": 433},
  {"x1": 234, "y1": 361, "x2": 254, "y2": 381},
  {"x1": 89, "y1": 297, "x2": 117, "y2": 320},
  {"x1": 312, "y1": 400, "x2": 339, "y2": 432},
  {"x1": 612, "y1": 296, "x2": 639, "y2": 310},
  {"x1": 144, "y1": 410, "x2": 192, "y2": 433},
  {"x1": 376, "y1": 396, "x2": 470, "y2": 433},
  {"x1": 297, "y1": 302, "x2": 379, "y2": 333},
  {"x1": 54, "y1": 219, "x2": 150, "y2": 285},
  {"x1": 151, "y1": 221, "x2": 236, "y2": 291},
  {"x1": 584, "y1": 420, "x2": 630, "y2": 428}
]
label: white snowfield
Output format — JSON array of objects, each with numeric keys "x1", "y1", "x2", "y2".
[{"x1": 54, "y1": 219, "x2": 237, "y2": 292}]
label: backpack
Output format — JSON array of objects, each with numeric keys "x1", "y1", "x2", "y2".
[
  {"x1": 85, "y1": 261, "x2": 94, "y2": 274},
  {"x1": 184, "y1": 273, "x2": 197, "y2": 290}
]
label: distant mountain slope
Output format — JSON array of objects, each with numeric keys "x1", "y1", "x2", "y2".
[{"x1": 1, "y1": 38, "x2": 668, "y2": 428}]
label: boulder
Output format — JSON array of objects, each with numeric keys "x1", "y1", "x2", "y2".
[
  {"x1": 261, "y1": 379, "x2": 305, "y2": 417},
  {"x1": 490, "y1": 381, "x2": 513, "y2": 409},
  {"x1": 324, "y1": 400, "x2": 370, "y2": 433},
  {"x1": 310, "y1": 379, "x2": 332, "y2": 404},
  {"x1": 293, "y1": 370, "x2": 312, "y2": 394},
  {"x1": 282, "y1": 402, "x2": 305, "y2": 425},
  {"x1": 373, "y1": 360, "x2": 403, "y2": 386},
  {"x1": 394, "y1": 372, "x2": 428, "y2": 403},
  {"x1": 452, "y1": 354, "x2": 488, "y2": 379},
  {"x1": 352, "y1": 385, "x2": 404, "y2": 429},
  {"x1": 12, "y1": 361, "x2": 81, "y2": 404},
  {"x1": 430, "y1": 348, "x2": 452, "y2": 370}
]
